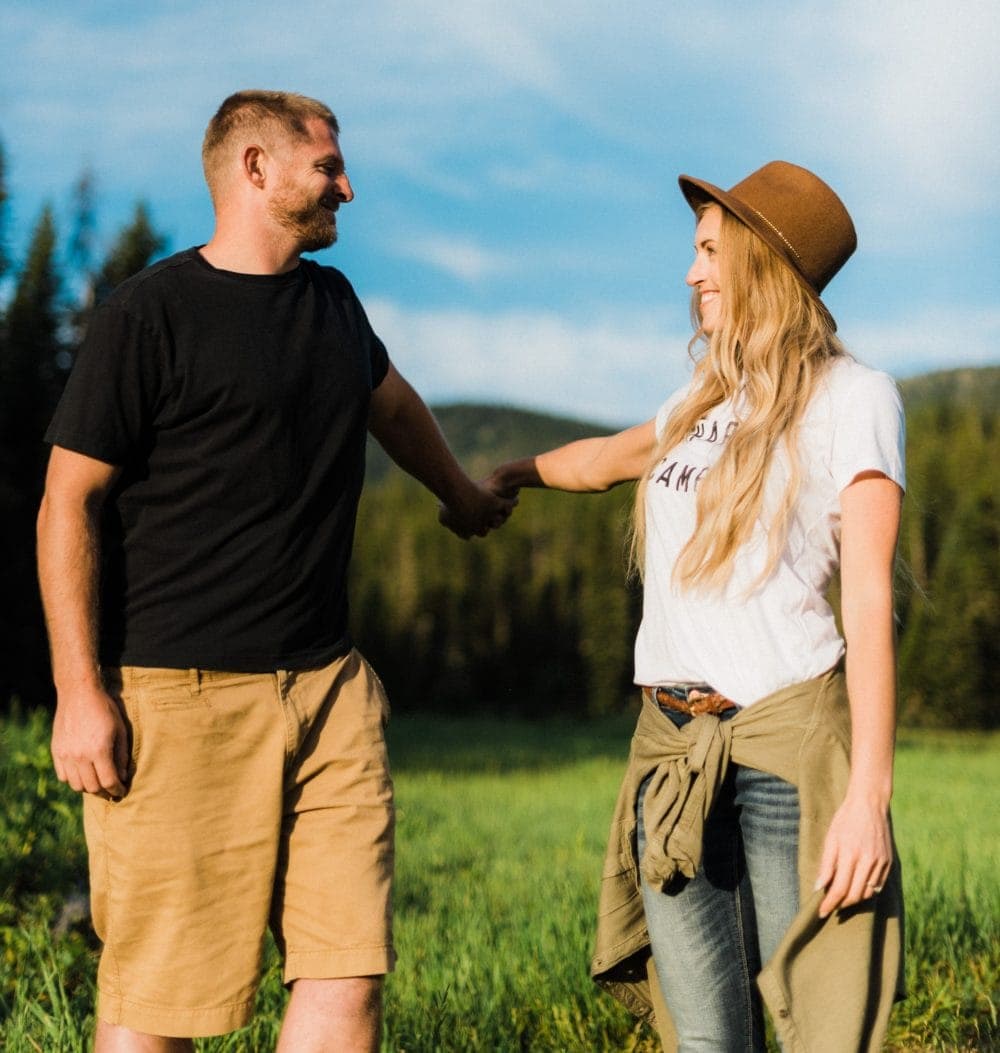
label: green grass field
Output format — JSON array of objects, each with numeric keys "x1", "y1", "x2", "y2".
[{"x1": 1, "y1": 711, "x2": 997, "y2": 1051}]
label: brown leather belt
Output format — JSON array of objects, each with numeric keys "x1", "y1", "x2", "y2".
[{"x1": 642, "y1": 685, "x2": 739, "y2": 717}]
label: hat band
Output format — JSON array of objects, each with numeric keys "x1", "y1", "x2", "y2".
[{"x1": 743, "y1": 202, "x2": 804, "y2": 267}]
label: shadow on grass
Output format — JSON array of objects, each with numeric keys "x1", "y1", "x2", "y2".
[
  {"x1": 386, "y1": 713, "x2": 638, "y2": 774},
  {"x1": 389, "y1": 716, "x2": 1000, "y2": 774}
]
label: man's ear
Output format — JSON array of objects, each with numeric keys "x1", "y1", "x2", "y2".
[{"x1": 243, "y1": 145, "x2": 268, "y2": 189}]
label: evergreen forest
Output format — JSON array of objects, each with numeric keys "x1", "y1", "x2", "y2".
[{"x1": 0, "y1": 147, "x2": 996, "y2": 728}]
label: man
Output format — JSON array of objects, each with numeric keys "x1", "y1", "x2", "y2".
[{"x1": 36, "y1": 90, "x2": 514, "y2": 1053}]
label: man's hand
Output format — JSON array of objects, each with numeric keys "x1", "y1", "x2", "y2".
[
  {"x1": 51, "y1": 685, "x2": 130, "y2": 798},
  {"x1": 438, "y1": 477, "x2": 518, "y2": 539}
]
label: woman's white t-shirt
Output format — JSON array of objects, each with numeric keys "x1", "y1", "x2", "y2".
[{"x1": 633, "y1": 357, "x2": 906, "y2": 707}]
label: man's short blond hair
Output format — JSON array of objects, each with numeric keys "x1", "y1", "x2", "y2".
[{"x1": 202, "y1": 90, "x2": 339, "y2": 201}]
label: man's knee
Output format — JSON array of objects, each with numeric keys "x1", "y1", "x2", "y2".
[
  {"x1": 279, "y1": 977, "x2": 383, "y2": 1053},
  {"x1": 288, "y1": 974, "x2": 383, "y2": 1018},
  {"x1": 94, "y1": 1018, "x2": 194, "y2": 1052}
]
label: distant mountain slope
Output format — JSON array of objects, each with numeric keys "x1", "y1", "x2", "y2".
[
  {"x1": 366, "y1": 366, "x2": 999, "y2": 483},
  {"x1": 366, "y1": 403, "x2": 612, "y2": 483},
  {"x1": 897, "y1": 365, "x2": 1000, "y2": 411}
]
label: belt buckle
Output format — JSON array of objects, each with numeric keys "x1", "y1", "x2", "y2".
[{"x1": 651, "y1": 685, "x2": 736, "y2": 717}]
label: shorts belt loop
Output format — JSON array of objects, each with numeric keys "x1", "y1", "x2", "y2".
[{"x1": 188, "y1": 668, "x2": 201, "y2": 695}]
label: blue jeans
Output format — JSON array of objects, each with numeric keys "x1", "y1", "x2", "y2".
[{"x1": 636, "y1": 706, "x2": 800, "y2": 1052}]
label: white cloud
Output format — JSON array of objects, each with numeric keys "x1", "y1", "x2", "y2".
[
  {"x1": 486, "y1": 154, "x2": 656, "y2": 200},
  {"x1": 6, "y1": 1, "x2": 996, "y2": 226},
  {"x1": 365, "y1": 297, "x2": 696, "y2": 425},
  {"x1": 364, "y1": 296, "x2": 999, "y2": 427},
  {"x1": 831, "y1": 0, "x2": 999, "y2": 204},
  {"x1": 393, "y1": 235, "x2": 516, "y2": 283},
  {"x1": 424, "y1": 4, "x2": 567, "y2": 99},
  {"x1": 1, "y1": 0, "x2": 995, "y2": 389},
  {"x1": 849, "y1": 305, "x2": 1000, "y2": 378},
  {"x1": 683, "y1": 0, "x2": 1000, "y2": 239}
]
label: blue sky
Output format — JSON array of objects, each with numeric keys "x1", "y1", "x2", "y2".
[{"x1": 2, "y1": 0, "x2": 997, "y2": 426}]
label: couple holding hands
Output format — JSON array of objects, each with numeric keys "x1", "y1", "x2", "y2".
[{"x1": 39, "y1": 89, "x2": 903, "y2": 1051}]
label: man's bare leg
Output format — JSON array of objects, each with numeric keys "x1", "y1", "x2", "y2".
[
  {"x1": 277, "y1": 976, "x2": 383, "y2": 1053},
  {"x1": 94, "y1": 1020, "x2": 193, "y2": 1052}
]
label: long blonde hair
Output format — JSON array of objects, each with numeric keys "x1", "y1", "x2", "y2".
[{"x1": 630, "y1": 205, "x2": 847, "y2": 590}]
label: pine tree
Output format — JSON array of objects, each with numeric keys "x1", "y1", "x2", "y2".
[
  {"x1": 1, "y1": 206, "x2": 61, "y2": 497},
  {"x1": 90, "y1": 202, "x2": 166, "y2": 307},
  {"x1": 0, "y1": 142, "x2": 10, "y2": 284},
  {"x1": 67, "y1": 168, "x2": 98, "y2": 276},
  {"x1": 69, "y1": 201, "x2": 166, "y2": 361},
  {"x1": 0, "y1": 205, "x2": 64, "y2": 708},
  {"x1": 0, "y1": 169, "x2": 166, "y2": 712}
]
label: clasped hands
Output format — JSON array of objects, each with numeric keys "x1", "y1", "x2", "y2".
[{"x1": 438, "y1": 468, "x2": 519, "y2": 540}]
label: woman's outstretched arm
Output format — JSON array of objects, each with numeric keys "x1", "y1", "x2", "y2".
[{"x1": 487, "y1": 419, "x2": 657, "y2": 495}]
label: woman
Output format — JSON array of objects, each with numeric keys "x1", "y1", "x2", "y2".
[{"x1": 488, "y1": 162, "x2": 905, "y2": 1051}]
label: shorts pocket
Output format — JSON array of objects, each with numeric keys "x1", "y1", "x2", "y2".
[
  {"x1": 356, "y1": 651, "x2": 391, "y2": 729},
  {"x1": 127, "y1": 667, "x2": 208, "y2": 711}
]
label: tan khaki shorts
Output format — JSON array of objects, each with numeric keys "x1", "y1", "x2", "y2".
[{"x1": 84, "y1": 649, "x2": 395, "y2": 1038}]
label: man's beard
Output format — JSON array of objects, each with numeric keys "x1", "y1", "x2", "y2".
[{"x1": 269, "y1": 185, "x2": 337, "y2": 252}]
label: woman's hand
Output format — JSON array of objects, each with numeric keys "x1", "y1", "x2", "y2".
[{"x1": 815, "y1": 790, "x2": 893, "y2": 918}]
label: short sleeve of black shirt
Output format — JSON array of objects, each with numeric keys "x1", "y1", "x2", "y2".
[{"x1": 46, "y1": 299, "x2": 172, "y2": 467}]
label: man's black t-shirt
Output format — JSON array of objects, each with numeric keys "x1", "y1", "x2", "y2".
[{"x1": 46, "y1": 248, "x2": 390, "y2": 671}]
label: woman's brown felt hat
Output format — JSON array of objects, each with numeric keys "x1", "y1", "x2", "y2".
[{"x1": 678, "y1": 160, "x2": 857, "y2": 307}]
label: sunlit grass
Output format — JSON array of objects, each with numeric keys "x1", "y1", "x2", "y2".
[{"x1": 1, "y1": 713, "x2": 996, "y2": 1050}]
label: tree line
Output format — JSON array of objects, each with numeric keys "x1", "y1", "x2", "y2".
[
  {"x1": 0, "y1": 145, "x2": 996, "y2": 727},
  {"x1": 0, "y1": 148, "x2": 164, "y2": 711},
  {"x1": 351, "y1": 381, "x2": 998, "y2": 729}
]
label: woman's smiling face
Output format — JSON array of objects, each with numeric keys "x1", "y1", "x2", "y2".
[{"x1": 686, "y1": 204, "x2": 723, "y2": 335}]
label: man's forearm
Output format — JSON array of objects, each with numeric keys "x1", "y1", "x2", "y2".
[
  {"x1": 368, "y1": 364, "x2": 515, "y2": 539},
  {"x1": 375, "y1": 401, "x2": 473, "y2": 503},
  {"x1": 39, "y1": 483, "x2": 131, "y2": 797},
  {"x1": 368, "y1": 368, "x2": 480, "y2": 506},
  {"x1": 37, "y1": 492, "x2": 104, "y2": 692}
]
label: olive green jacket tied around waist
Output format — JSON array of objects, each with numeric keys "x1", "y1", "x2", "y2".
[{"x1": 591, "y1": 667, "x2": 905, "y2": 1053}]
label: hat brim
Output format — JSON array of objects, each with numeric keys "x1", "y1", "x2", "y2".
[{"x1": 677, "y1": 173, "x2": 837, "y2": 329}]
